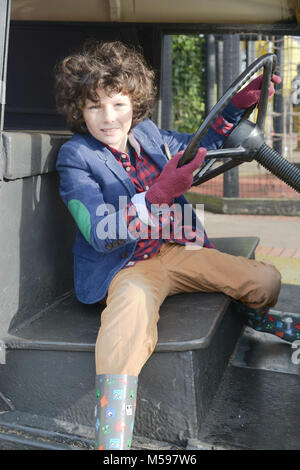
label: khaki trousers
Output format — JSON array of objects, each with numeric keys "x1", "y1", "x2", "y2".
[{"x1": 95, "y1": 242, "x2": 281, "y2": 376}]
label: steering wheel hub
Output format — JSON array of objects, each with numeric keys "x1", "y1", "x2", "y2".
[{"x1": 223, "y1": 119, "x2": 265, "y2": 159}]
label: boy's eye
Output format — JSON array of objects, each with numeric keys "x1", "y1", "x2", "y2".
[{"x1": 86, "y1": 102, "x2": 100, "y2": 110}]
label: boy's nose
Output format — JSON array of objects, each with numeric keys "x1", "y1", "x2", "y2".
[{"x1": 103, "y1": 106, "x2": 115, "y2": 122}]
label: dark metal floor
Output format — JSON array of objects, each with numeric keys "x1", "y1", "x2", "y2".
[
  {"x1": 196, "y1": 283, "x2": 300, "y2": 450},
  {"x1": 198, "y1": 365, "x2": 300, "y2": 450}
]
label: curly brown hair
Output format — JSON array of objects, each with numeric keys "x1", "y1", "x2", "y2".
[{"x1": 54, "y1": 40, "x2": 157, "y2": 134}]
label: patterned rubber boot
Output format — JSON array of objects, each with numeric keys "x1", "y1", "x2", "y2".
[
  {"x1": 239, "y1": 304, "x2": 300, "y2": 343},
  {"x1": 94, "y1": 374, "x2": 138, "y2": 450}
]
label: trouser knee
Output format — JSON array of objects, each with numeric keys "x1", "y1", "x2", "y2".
[{"x1": 244, "y1": 262, "x2": 281, "y2": 308}]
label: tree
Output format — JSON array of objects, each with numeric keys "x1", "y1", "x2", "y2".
[{"x1": 172, "y1": 35, "x2": 206, "y2": 133}]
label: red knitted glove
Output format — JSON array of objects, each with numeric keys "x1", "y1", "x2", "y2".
[
  {"x1": 146, "y1": 148, "x2": 207, "y2": 206},
  {"x1": 231, "y1": 74, "x2": 281, "y2": 109}
]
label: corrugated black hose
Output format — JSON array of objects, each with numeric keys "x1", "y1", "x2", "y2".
[{"x1": 255, "y1": 143, "x2": 300, "y2": 193}]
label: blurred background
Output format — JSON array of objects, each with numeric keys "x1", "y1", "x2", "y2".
[{"x1": 160, "y1": 33, "x2": 300, "y2": 201}]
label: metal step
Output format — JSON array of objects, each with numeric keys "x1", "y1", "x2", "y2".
[
  {"x1": 0, "y1": 410, "x2": 184, "y2": 450},
  {"x1": 232, "y1": 323, "x2": 300, "y2": 376},
  {"x1": 232, "y1": 283, "x2": 300, "y2": 375},
  {"x1": 0, "y1": 297, "x2": 244, "y2": 446},
  {"x1": 0, "y1": 410, "x2": 91, "y2": 450},
  {"x1": 0, "y1": 237, "x2": 259, "y2": 447}
]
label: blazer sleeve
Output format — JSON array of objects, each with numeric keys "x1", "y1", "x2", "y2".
[
  {"x1": 159, "y1": 101, "x2": 244, "y2": 155},
  {"x1": 56, "y1": 143, "x2": 144, "y2": 254}
]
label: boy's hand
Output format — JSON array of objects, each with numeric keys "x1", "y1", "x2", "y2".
[
  {"x1": 231, "y1": 74, "x2": 281, "y2": 110},
  {"x1": 146, "y1": 148, "x2": 206, "y2": 206}
]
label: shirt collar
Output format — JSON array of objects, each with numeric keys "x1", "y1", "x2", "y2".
[
  {"x1": 104, "y1": 132, "x2": 142, "y2": 160},
  {"x1": 127, "y1": 132, "x2": 142, "y2": 158}
]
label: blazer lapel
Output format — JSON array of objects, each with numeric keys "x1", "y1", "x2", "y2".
[
  {"x1": 132, "y1": 128, "x2": 168, "y2": 171},
  {"x1": 84, "y1": 134, "x2": 136, "y2": 197},
  {"x1": 100, "y1": 148, "x2": 136, "y2": 197},
  {"x1": 83, "y1": 127, "x2": 169, "y2": 196}
]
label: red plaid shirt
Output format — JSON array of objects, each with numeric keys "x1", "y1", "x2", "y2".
[{"x1": 106, "y1": 132, "x2": 219, "y2": 269}]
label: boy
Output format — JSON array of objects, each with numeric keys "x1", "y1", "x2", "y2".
[{"x1": 55, "y1": 41, "x2": 287, "y2": 450}]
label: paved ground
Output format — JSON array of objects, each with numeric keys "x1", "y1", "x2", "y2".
[
  {"x1": 200, "y1": 211, "x2": 300, "y2": 285},
  {"x1": 191, "y1": 175, "x2": 300, "y2": 198}
]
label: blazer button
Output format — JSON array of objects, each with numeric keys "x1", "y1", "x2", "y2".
[
  {"x1": 112, "y1": 240, "x2": 119, "y2": 247},
  {"x1": 105, "y1": 243, "x2": 112, "y2": 250},
  {"x1": 121, "y1": 251, "x2": 129, "y2": 259}
]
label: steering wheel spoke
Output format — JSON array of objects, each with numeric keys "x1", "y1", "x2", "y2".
[
  {"x1": 192, "y1": 147, "x2": 249, "y2": 185},
  {"x1": 193, "y1": 156, "x2": 245, "y2": 186},
  {"x1": 204, "y1": 147, "x2": 249, "y2": 160}
]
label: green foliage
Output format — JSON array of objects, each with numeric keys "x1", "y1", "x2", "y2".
[{"x1": 172, "y1": 35, "x2": 206, "y2": 133}]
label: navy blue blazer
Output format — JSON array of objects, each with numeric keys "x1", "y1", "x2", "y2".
[{"x1": 56, "y1": 107, "x2": 242, "y2": 303}]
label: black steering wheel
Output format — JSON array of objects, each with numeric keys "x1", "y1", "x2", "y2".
[{"x1": 178, "y1": 53, "x2": 300, "y2": 193}]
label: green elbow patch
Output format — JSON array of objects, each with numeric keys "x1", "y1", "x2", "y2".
[{"x1": 68, "y1": 199, "x2": 91, "y2": 244}]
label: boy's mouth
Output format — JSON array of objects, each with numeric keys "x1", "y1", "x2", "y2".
[{"x1": 101, "y1": 128, "x2": 119, "y2": 134}]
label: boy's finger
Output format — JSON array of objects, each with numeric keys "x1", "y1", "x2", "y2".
[
  {"x1": 184, "y1": 148, "x2": 207, "y2": 170},
  {"x1": 271, "y1": 74, "x2": 281, "y2": 84}
]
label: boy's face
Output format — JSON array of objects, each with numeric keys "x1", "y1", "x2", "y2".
[{"x1": 82, "y1": 90, "x2": 133, "y2": 153}]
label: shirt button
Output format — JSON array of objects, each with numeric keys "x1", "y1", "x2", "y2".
[
  {"x1": 126, "y1": 167, "x2": 131, "y2": 172},
  {"x1": 145, "y1": 185, "x2": 149, "y2": 190},
  {"x1": 143, "y1": 254, "x2": 149, "y2": 259},
  {"x1": 121, "y1": 154, "x2": 127, "y2": 159},
  {"x1": 170, "y1": 216, "x2": 174, "y2": 221}
]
